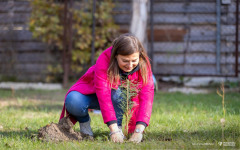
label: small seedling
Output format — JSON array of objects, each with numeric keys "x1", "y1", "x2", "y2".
[
  {"x1": 216, "y1": 82, "x2": 226, "y2": 148},
  {"x1": 119, "y1": 78, "x2": 139, "y2": 138}
]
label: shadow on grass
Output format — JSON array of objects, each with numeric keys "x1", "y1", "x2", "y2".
[
  {"x1": 0, "y1": 130, "x2": 38, "y2": 139},
  {"x1": 93, "y1": 130, "x2": 110, "y2": 141}
]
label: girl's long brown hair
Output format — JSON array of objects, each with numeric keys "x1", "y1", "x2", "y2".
[{"x1": 107, "y1": 33, "x2": 151, "y2": 87}]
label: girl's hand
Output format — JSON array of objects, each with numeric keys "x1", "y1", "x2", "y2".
[
  {"x1": 128, "y1": 124, "x2": 145, "y2": 143},
  {"x1": 110, "y1": 131, "x2": 124, "y2": 143},
  {"x1": 128, "y1": 132, "x2": 143, "y2": 143},
  {"x1": 109, "y1": 123, "x2": 124, "y2": 143}
]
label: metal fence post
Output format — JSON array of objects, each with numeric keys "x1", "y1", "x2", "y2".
[
  {"x1": 236, "y1": 0, "x2": 239, "y2": 77},
  {"x1": 216, "y1": 0, "x2": 221, "y2": 74},
  {"x1": 91, "y1": 0, "x2": 96, "y2": 66}
]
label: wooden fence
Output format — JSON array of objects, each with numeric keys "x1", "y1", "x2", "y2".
[{"x1": 0, "y1": 0, "x2": 239, "y2": 82}]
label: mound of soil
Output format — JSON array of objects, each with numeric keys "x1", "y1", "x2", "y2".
[{"x1": 37, "y1": 116, "x2": 92, "y2": 142}]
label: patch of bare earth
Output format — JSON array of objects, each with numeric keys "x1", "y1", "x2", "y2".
[{"x1": 37, "y1": 116, "x2": 93, "y2": 142}]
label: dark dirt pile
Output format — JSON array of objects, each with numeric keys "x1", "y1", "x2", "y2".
[{"x1": 37, "y1": 116, "x2": 93, "y2": 142}]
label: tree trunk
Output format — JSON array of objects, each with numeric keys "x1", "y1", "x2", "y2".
[
  {"x1": 130, "y1": 0, "x2": 148, "y2": 49},
  {"x1": 63, "y1": 0, "x2": 73, "y2": 88}
]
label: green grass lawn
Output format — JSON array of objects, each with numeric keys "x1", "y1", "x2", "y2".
[{"x1": 0, "y1": 89, "x2": 239, "y2": 149}]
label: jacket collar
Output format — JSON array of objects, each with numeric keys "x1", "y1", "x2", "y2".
[{"x1": 119, "y1": 64, "x2": 140, "y2": 80}]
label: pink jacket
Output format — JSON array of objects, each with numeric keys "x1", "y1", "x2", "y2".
[{"x1": 60, "y1": 46, "x2": 154, "y2": 133}]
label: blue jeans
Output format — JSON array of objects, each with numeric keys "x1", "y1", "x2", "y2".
[{"x1": 65, "y1": 88, "x2": 124, "y2": 126}]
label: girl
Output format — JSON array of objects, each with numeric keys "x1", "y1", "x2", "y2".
[{"x1": 60, "y1": 33, "x2": 154, "y2": 143}]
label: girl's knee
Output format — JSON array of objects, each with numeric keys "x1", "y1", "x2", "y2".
[
  {"x1": 65, "y1": 91, "x2": 88, "y2": 116},
  {"x1": 66, "y1": 91, "x2": 80, "y2": 106}
]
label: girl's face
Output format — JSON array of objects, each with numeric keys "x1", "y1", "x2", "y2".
[{"x1": 116, "y1": 52, "x2": 140, "y2": 72}]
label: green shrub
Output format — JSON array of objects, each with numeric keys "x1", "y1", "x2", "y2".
[{"x1": 29, "y1": 0, "x2": 119, "y2": 82}]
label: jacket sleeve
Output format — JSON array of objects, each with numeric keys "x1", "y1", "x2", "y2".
[
  {"x1": 136, "y1": 70, "x2": 154, "y2": 126},
  {"x1": 94, "y1": 49, "x2": 117, "y2": 124}
]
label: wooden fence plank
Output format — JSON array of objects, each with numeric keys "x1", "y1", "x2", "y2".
[
  {"x1": 0, "y1": 30, "x2": 34, "y2": 41},
  {"x1": 113, "y1": 0, "x2": 133, "y2": 2},
  {"x1": 153, "y1": 0, "x2": 216, "y2": 2},
  {"x1": 221, "y1": 15, "x2": 236, "y2": 24},
  {"x1": 190, "y1": 25, "x2": 216, "y2": 36},
  {"x1": 154, "y1": 14, "x2": 216, "y2": 24},
  {"x1": 113, "y1": 2, "x2": 228, "y2": 14},
  {"x1": 0, "y1": 13, "x2": 30, "y2": 24},
  {"x1": 189, "y1": 35, "x2": 216, "y2": 42},
  {"x1": 153, "y1": 42, "x2": 186, "y2": 53},
  {"x1": 151, "y1": 25, "x2": 239, "y2": 42},
  {"x1": 154, "y1": 64, "x2": 235, "y2": 75},
  {"x1": 16, "y1": 52, "x2": 52, "y2": 63},
  {"x1": 224, "y1": 35, "x2": 240, "y2": 42},
  {"x1": 153, "y1": 42, "x2": 239, "y2": 53},
  {"x1": 147, "y1": 28, "x2": 187, "y2": 42},
  {"x1": 189, "y1": 35, "x2": 239, "y2": 42},
  {"x1": 226, "y1": 1, "x2": 240, "y2": 13},
  {"x1": 16, "y1": 73, "x2": 46, "y2": 81},
  {"x1": 113, "y1": 14, "x2": 131, "y2": 25},
  {"x1": 153, "y1": 2, "x2": 217, "y2": 14},
  {"x1": 113, "y1": 2, "x2": 131, "y2": 13},
  {"x1": 0, "y1": 51, "x2": 61, "y2": 63},
  {"x1": 0, "y1": 42, "x2": 48, "y2": 52},
  {"x1": 154, "y1": 53, "x2": 236, "y2": 64},
  {"x1": 154, "y1": 64, "x2": 217, "y2": 75},
  {"x1": 0, "y1": 1, "x2": 31, "y2": 13},
  {"x1": 0, "y1": 63, "x2": 48, "y2": 77},
  {"x1": 0, "y1": 71, "x2": 47, "y2": 81},
  {"x1": 14, "y1": 63, "x2": 47, "y2": 73}
]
